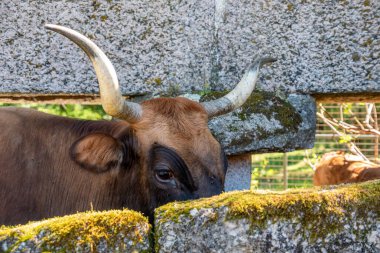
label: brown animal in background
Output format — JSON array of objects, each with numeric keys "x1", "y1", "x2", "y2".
[
  {"x1": 313, "y1": 151, "x2": 380, "y2": 186},
  {"x1": 0, "y1": 24, "x2": 275, "y2": 225}
]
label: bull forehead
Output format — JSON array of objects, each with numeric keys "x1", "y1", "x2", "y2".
[
  {"x1": 135, "y1": 97, "x2": 224, "y2": 178},
  {"x1": 142, "y1": 97, "x2": 207, "y2": 123},
  {"x1": 138, "y1": 97, "x2": 209, "y2": 137}
]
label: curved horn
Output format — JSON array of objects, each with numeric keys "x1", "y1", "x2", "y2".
[
  {"x1": 45, "y1": 24, "x2": 142, "y2": 123},
  {"x1": 201, "y1": 56, "x2": 276, "y2": 118}
]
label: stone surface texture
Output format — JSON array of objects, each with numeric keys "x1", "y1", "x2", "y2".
[
  {"x1": 0, "y1": 209, "x2": 151, "y2": 253},
  {"x1": 215, "y1": 0, "x2": 380, "y2": 94},
  {"x1": 224, "y1": 154, "x2": 252, "y2": 191},
  {"x1": 0, "y1": 0, "x2": 379, "y2": 95},
  {"x1": 205, "y1": 92, "x2": 316, "y2": 155},
  {"x1": 1, "y1": 0, "x2": 214, "y2": 95},
  {"x1": 1, "y1": 181, "x2": 379, "y2": 252},
  {"x1": 155, "y1": 180, "x2": 380, "y2": 253}
]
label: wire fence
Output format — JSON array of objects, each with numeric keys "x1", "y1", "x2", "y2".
[{"x1": 251, "y1": 103, "x2": 380, "y2": 190}]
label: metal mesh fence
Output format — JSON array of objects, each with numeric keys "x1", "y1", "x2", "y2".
[{"x1": 251, "y1": 103, "x2": 380, "y2": 190}]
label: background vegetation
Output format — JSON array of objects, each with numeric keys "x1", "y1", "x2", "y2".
[
  {"x1": 252, "y1": 103, "x2": 380, "y2": 191},
  {"x1": 0, "y1": 103, "x2": 110, "y2": 120}
]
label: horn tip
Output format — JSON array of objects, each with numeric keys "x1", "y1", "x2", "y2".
[
  {"x1": 45, "y1": 24, "x2": 57, "y2": 30},
  {"x1": 45, "y1": 24, "x2": 67, "y2": 33}
]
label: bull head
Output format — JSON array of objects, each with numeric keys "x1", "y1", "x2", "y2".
[{"x1": 44, "y1": 24, "x2": 274, "y2": 214}]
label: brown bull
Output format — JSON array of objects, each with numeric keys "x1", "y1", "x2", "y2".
[
  {"x1": 0, "y1": 25, "x2": 275, "y2": 225},
  {"x1": 313, "y1": 151, "x2": 380, "y2": 186}
]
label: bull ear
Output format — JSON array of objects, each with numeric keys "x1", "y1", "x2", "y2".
[{"x1": 70, "y1": 133, "x2": 123, "y2": 173}]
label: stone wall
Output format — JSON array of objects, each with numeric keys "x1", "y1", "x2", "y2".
[
  {"x1": 0, "y1": 209, "x2": 151, "y2": 252},
  {"x1": 155, "y1": 180, "x2": 380, "y2": 253},
  {"x1": 1, "y1": 181, "x2": 379, "y2": 252},
  {"x1": 1, "y1": 0, "x2": 379, "y2": 96}
]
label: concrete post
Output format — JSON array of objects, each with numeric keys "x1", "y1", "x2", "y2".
[{"x1": 224, "y1": 154, "x2": 252, "y2": 191}]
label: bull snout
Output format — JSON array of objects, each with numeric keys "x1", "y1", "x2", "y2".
[{"x1": 194, "y1": 175, "x2": 224, "y2": 199}]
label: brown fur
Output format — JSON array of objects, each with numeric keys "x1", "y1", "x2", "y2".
[
  {"x1": 313, "y1": 151, "x2": 380, "y2": 186},
  {"x1": 70, "y1": 133, "x2": 124, "y2": 173},
  {"x1": 0, "y1": 97, "x2": 226, "y2": 225},
  {"x1": 138, "y1": 98, "x2": 224, "y2": 183}
]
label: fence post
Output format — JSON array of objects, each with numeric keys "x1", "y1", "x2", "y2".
[{"x1": 224, "y1": 154, "x2": 252, "y2": 191}]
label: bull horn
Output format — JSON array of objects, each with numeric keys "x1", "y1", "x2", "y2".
[
  {"x1": 201, "y1": 56, "x2": 276, "y2": 118},
  {"x1": 45, "y1": 24, "x2": 142, "y2": 123}
]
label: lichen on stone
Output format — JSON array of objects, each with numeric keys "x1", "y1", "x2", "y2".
[
  {"x1": 156, "y1": 180, "x2": 380, "y2": 241},
  {"x1": 200, "y1": 90, "x2": 310, "y2": 154},
  {"x1": 0, "y1": 209, "x2": 151, "y2": 253},
  {"x1": 201, "y1": 90, "x2": 301, "y2": 131}
]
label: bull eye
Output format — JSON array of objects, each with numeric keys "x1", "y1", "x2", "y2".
[{"x1": 155, "y1": 169, "x2": 174, "y2": 183}]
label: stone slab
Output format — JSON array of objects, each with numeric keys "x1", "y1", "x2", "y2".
[
  {"x1": 204, "y1": 92, "x2": 316, "y2": 155},
  {"x1": 214, "y1": 0, "x2": 380, "y2": 94},
  {"x1": 0, "y1": 209, "x2": 151, "y2": 252},
  {"x1": 2, "y1": 180, "x2": 379, "y2": 253},
  {"x1": 0, "y1": 0, "x2": 214, "y2": 95},
  {"x1": 0, "y1": 0, "x2": 379, "y2": 96},
  {"x1": 155, "y1": 180, "x2": 380, "y2": 253}
]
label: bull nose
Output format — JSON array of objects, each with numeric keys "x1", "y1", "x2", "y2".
[{"x1": 195, "y1": 180, "x2": 223, "y2": 199}]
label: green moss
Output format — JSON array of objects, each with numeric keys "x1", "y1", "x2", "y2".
[
  {"x1": 352, "y1": 52, "x2": 361, "y2": 62},
  {"x1": 110, "y1": 4, "x2": 122, "y2": 12},
  {"x1": 87, "y1": 34, "x2": 96, "y2": 40},
  {"x1": 242, "y1": 91, "x2": 301, "y2": 130},
  {"x1": 25, "y1": 60, "x2": 43, "y2": 69},
  {"x1": 100, "y1": 15, "x2": 108, "y2": 22},
  {"x1": 164, "y1": 84, "x2": 181, "y2": 97},
  {"x1": 229, "y1": 133, "x2": 255, "y2": 147},
  {"x1": 229, "y1": 126, "x2": 270, "y2": 146},
  {"x1": 287, "y1": 3, "x2": 294, "y2": 11},
  {"x1": 5, "y1": 39, "x2": 14, "y2": 46},
  {"x1": 154, "y1": 225, "x2": 163, "y2": 252},
  {"x1": 146, "y1": 77, "x2": 163, "y2": 86},
  {"x1": 199, "y1": 90, "x2": 229, "y2": 102},
  {"x1": 364, "y1": 0, "x2": 370, "y2": 7},
  {"x1": 157, "y1": 180, "x2": 380, "y2": 240},
  {"x1": 362, "y1": 38, "x2": 373, "y2": 47},
  {"x1": 139, "y1": 26, "x2": 153, "y2": 40},
  {"x1": 92, "y1": 0, "x2": 101, "y2": 11},
  {"x1": 227, "y1": 124, "x2": 239, "y2": 132},
  {"x1": 154, "y1": 78, "x2": 162, "y2": 86},
  {"x1": 0, "y1": 209, "x2": 151, "y2": 252},
  {"x1": 200, "y1": 90, "x2": 302, "y2": 138},
  {"x1": 336, "y1": 45, "x2": 345, "y2": 52}
]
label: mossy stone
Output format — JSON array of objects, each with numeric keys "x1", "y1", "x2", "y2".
[
  {"x1": 156, "y1": 180, "x2": 380, "y2": 241},
  {"x1": 0, "y1": 209, "x2": 151, "y2": 252},
  {"x1": 201, "y1": 90, "x2": 301, "y2": 132}
]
